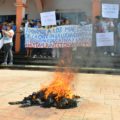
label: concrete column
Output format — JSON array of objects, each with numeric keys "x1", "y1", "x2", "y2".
[
  {"x1": 92, "y1": 0, "x2": 101, "y2": 21},
  {"x1": 15, "y1": 0, "x2": 26, "y2": 53},
  {"x1": 15, "y1": 0, "x2": 43, "y2": 53}
]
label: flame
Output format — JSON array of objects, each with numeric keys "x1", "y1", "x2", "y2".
[{"x1": 42, "y1": 68, "x2": 75, "y2": 102}]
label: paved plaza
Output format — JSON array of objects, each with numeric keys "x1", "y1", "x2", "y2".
[{"x1": 0, "y1": 70, "x2": 120, "y2": 120}]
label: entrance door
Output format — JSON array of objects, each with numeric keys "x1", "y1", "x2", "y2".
[{"x1": 0, "y1": 15, "x2": 16, "y2": 23}]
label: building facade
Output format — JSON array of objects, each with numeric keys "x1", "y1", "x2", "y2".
[
  {"x1": 0, "y1": 0, "x2": 94, "y2": 22},
  {"x1": 1, "y1": 0, "x2": 119, "y2": 52}
]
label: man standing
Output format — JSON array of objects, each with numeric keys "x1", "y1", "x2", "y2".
[{"x1": 1, "y1": 24, "x2": 14, "y2": 66}]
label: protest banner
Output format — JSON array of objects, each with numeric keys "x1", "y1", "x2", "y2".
[
  {"x1": 0, "y1": 38, "x2": 3, "y2": 49},
  {"x1": 102, "y1": 4, "x2": 119, "y2": 18},
  {"x1": 25, "y1": 24, "x2": 93, "y2": 48},
  {"x1": 40, "y1": 11, "x2": 57, "y2": 26},
  {"x1": 96, "y1": 32, "x2": 114, "y2": 47}
]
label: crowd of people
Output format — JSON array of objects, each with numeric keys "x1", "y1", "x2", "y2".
[
  {"x1": 20, "y1": 18, "x2": 71, "y2": 59},
  {"x1": 0, "y1": 18, "x2": 72, "y2": 65},
  {"x1": 95, "y1": 16, "x2": 120, "y2": 56},
  {"x1": 1, "y1": 16, "x2": 120, "y2": 65},
  {"x1": 21, "y1": 17, "x2": 120, "y2": 58}
]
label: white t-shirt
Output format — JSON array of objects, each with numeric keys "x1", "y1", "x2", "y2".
[{"x1": 3, "y1": 29, "x2": 14, "y2": 44}]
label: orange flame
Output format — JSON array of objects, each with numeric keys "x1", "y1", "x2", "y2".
[{"x1": 42, "y1": 68, "x2": 75, "y2": 102}]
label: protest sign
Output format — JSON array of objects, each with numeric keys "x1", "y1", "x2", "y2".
[
  {"x1": 102, "y1": 4, "x2": 119, "y2": 18},
  {"x1": 96, "y1": 32, "x2": 114, "y2": 47},
  {"x1": 40, "y1": 11, "x2": 56, "y2": 26},
  {"x1": 25, "y1": 24, "x2": 93, "y2": 48}
]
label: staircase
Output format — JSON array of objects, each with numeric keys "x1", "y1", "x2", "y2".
[{"x1": 0, "y1": 51, "x2": 120, "y2": 68}]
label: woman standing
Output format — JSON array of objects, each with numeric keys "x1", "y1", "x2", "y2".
[{"x1": 1, "y1": 24, "x2": 14, "y2": 66}]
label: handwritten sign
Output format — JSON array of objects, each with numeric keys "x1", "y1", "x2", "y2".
[
  {"x1": 40, "y1": 11, "x2": 57, "y2": 26},
  {"x1": 25, "y1": 24, "x2": 93, "y2": 48},
  {"x1": 102, "y1": 4, "x2": 119, "y2": 18},
  {"x1": 96, "y1": 32, "x2": 114, "y2": 47}
]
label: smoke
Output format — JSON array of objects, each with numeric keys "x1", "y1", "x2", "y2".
[{"x1": 71, "y1": 47, "x2": 114, "y2": 70}]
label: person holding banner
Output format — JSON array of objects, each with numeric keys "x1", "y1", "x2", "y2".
[
  {"x1": 25, "y1": 20, "x2": 33, "y2": 57},
  {"x1": 1, "y1": 24, "x2": 14, "y2": 66},
  {"x1": 95, "y1": 16, "x2": 115, "y2": 56},
  {"x1": 102, "y1": 18, "x2": 115, "y2": 56},
  {"x1": 62, "y1": 19, "x2": 72, "y2": 64}
]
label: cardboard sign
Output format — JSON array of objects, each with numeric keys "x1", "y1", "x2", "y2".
[
  {"x1": 40, "y1": 11, "x2": 57, "y2": 26},
  {"x1": 102, "y1": 4, "x2": 119, "y2": 18},
  {"x1": 96, "y1": 32, "x2": 114, "y2": 47}
]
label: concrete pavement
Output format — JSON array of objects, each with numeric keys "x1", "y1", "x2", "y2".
[{"x1": 0, "y1": 70, "x2": 120, "y2": 120}]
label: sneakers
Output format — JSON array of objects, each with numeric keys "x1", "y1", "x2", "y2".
[
  {"x1": 8, "y1": 62, "x2": 13, "y2": 66},
  {"x1": 1, "y1": 62, "x2": 13, "y2": 66},
  {"x1": 104, "y1": 51, "x2": 108, "y2": 55},
  {"x1": 111, "y1": 52, "x2": 115, "y2": 56},
  {"x1": 1, "y1": 62, "x2": 7, "y2": 66},
  {"x1": 32, "y1": 54, "x2": 37, "y2": 59},
  {"x1": 104, "y1": 52, "x2": 115, "y2": 56}
]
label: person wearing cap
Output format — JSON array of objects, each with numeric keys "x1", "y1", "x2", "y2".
[{"x1": 1, "y1": 24, "x2": 14, "y2": 65}]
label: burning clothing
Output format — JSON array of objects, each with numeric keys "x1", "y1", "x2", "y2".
[{"x1": 9, "y1": 70, "x2": 80, "y2": 109}]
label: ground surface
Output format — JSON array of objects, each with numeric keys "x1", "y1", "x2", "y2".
[{"x1": 0, "y1": 70, "x2": 120, "y2": 120}]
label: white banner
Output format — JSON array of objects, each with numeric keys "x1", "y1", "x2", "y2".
[
  {"x1": 25, "y1": 24, "x2": 93, "y2": 48},
  {"x1": 96, "y1": 32, "x2": 114, "y2": 47},
  {"x1": 40, "y1": 11, "x2": 57, "y2": 26},
  {"x1": 102, "y1": 4, "x2": 119, "y2": 18}
]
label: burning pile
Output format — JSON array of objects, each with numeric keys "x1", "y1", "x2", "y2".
[{"x1": 9, "y1": 69, "x2": 80, "y2": 109}]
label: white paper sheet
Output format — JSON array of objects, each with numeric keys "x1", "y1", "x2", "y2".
[{"x1": 96, "y1": 32, "x2": 114, "y2": 47}]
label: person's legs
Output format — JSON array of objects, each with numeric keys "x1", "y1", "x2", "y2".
[
  {"x1": 26, "y1": 48, "x2": 29, "y2": 57},
  {"x1": 56, "y1": 48, "x2": 60, "y2": 58},
  {"x1": 110, "y1": 46, "x2": 115, "y2": 56},
  {"x1": 2, "y1": 44, "x2": 13, "y2": 65},
  {"x1": 29, "y1": 48, "x2": 32, "y2": 57},
  {"x1": 3, "y1": 44, "x2": 9, "y2": 64},
  {"x1": 26, "y1": 48, "x2": 32, "y2": 57},
  {"x1": 8, "y1": 44, "x2": 13, "y2": 64},
  {"x1": 117, "y1": 41, "x2": 120, "y2": 54},
  {"x1": 52, "y1": 48, "x2": 56, "y2": 58}
]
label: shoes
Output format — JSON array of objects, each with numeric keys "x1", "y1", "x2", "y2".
[
  {"x1": 8, "y1": 62, "x2": 13, "y2": 66},
  {"x1": 1, "y1": 62, "x2": 7, "y2": 66},
  {"x1": 43, "y1": 56, "x2": 47, "y2": 58},
  {"x1": 32, "y1": 55, "x2": 37, "y2": 58},
  {"x1": 39, "y1": 55, "x2": 43, "y2": 58},
  {"x1": 111, "y1": 52, "x2": 115, "y2": 56},
  {"x1": 104, "y1": 52, "x2": 108, "y2": 55}
]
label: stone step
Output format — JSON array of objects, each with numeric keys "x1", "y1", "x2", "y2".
[{"x1": 1, "y1": 53, "x2": 120, "y2": 68}]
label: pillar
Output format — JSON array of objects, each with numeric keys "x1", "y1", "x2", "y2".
[
  {"x1": 92, "y1": 0, "x2": 101, "y2": 21},
  {"x1": 15, "y1": 0, "x2": 43, "y2": 53},
  {"x1": 15, "y1": 0, "x2": 26, "y2": 53}
]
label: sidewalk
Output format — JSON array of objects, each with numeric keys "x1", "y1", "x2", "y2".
[
  {"x1": 0, "y1": 70, "x2": 120, "y2": 120},
  {"x1": 1, "y1": 64, "x2": 120, "y2": 74}
]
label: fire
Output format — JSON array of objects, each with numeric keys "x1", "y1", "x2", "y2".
[
  {"x1": 42, "y1": 68, "x2": 75, "y2": 102},
  {"x1": 9, "y1": 52, "x2": 80, "y2": 109}
]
